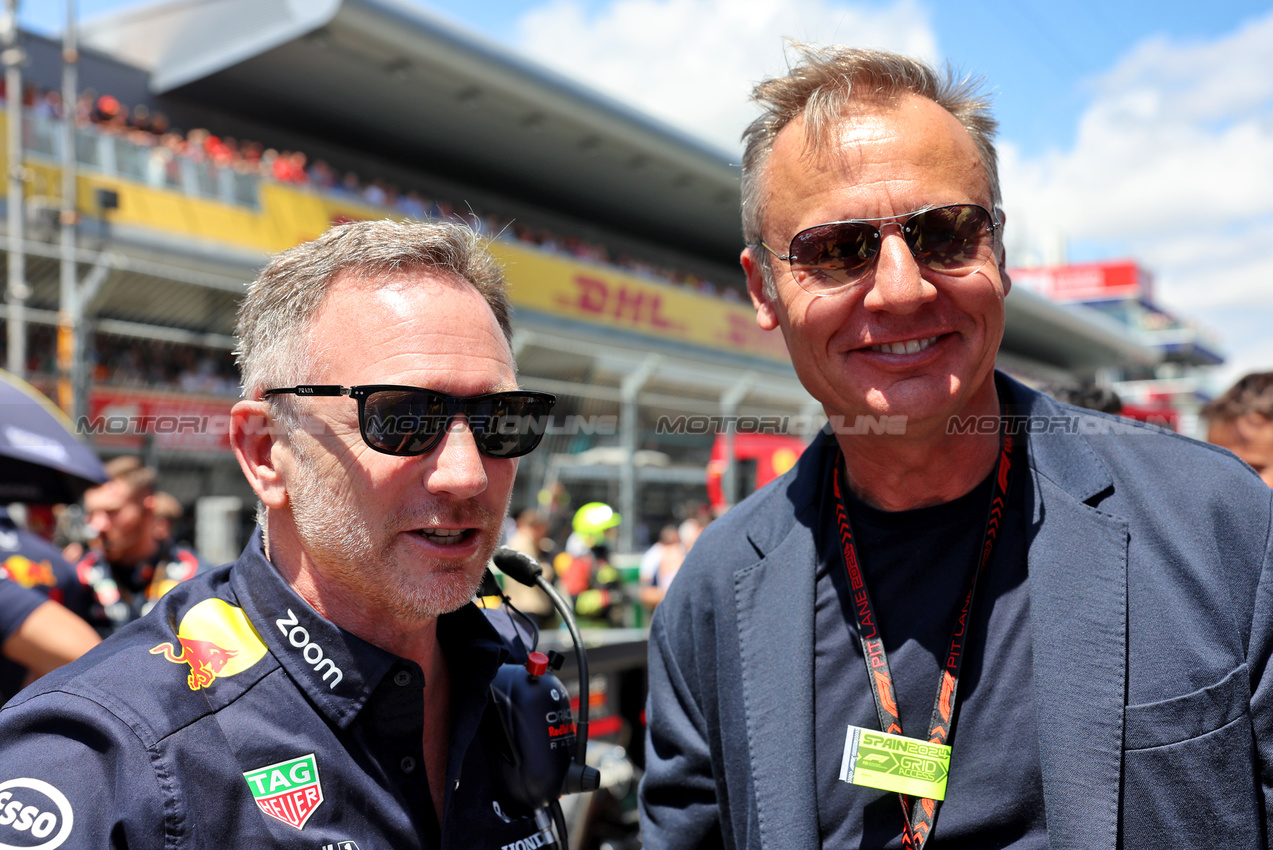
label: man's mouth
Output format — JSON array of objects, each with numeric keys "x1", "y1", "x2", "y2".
[
  {"x1": 868, "y1": 335, "x2": 939, "y2": 355},
  {"x1": 411, "y1": 528, "x2": 476, "y2": 546}
]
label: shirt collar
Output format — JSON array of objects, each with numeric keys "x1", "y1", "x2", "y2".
[{"x1": 230, "y1": 528, "x2": 509, "y2": 729}]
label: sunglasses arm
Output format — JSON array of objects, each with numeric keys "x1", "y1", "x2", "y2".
[{"x1": 263, "y1": 385, "x2": 351, "y2": 398}]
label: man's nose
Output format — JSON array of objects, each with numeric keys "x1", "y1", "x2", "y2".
[
  {"x1": 425, "y1": 418, "x2": 489, "y2": 498},
  {"x1": 861, "y1": 227, "x2": 937, "y2": 314}
]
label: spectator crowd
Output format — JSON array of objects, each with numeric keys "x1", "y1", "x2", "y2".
[{"x1": 14, "y1": 83, "x2": 740, "y2": 300}]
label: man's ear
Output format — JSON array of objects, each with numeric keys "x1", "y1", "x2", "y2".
[
  {"x1": 231, "y1": 400, "x2": 288, "y2": 510},
  {"x1": 741, "y1": 246, "x2": 780, "y2": 331}
]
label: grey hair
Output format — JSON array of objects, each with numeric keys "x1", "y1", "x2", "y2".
[
  {"x1": 235, "y1": 218, "x2": 513, "y2": 402},
  {"x1": 740, "y1": 43, "x2": 1001, "y2": 299}
]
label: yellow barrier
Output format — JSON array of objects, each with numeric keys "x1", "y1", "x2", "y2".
[{"x1": 4, "y1": 115, "x2": 788, "y2": 362}]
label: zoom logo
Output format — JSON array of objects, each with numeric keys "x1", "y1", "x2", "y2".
[
  {"x1": 276, "y1": 610, "x2": 344, "y2": 689},
  {"x1": 0, "y1": 778, "x2": 74, "y2": 850}
]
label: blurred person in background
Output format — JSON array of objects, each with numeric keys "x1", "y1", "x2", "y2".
[
  {"x1": 539, "y1": 481, "x2": 574, "y2": 558},
  {"x1": 77, "y1": 456, "x2": 207, "y2": 635},
  {"x1": 151, "y1": 490, "x2": 185, "y2": 545},
  {"x1": 559, "y1": 502, "x2": 625, "y2": 626},
  {"x1": 1204, "y1": 371, "x2": 1273, "y2": 487},
  {"x1": 0, "y1": 508, "x2": 99, "y2": 703},
  {"x1": 638, "y1": 524, "x2": 685, "y2": 612},
  {"x1": 500, "y1": 508, "x2": 556, "y2": 626},
  {"x1": 0, "y1": 575, "x2": 98, "y2": 703}
]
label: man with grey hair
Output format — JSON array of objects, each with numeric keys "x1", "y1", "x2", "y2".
[
  {"x1": 641, "y1": 45, "x2": 1273, "y2": 849},
  {"x1": 0, "y1": 220, "x2": 561, "y2": 849}
]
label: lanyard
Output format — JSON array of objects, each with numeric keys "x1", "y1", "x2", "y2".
[{"x1": 832, "y1": 426, "x2": 1014, "y2": 849}]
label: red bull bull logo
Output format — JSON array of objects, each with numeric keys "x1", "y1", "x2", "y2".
[
  {"x1": 2, "y1": 555, "x2": 56, "y2": 588},
  {"x1": 151, "y1": 638, "x2": 240, "y2": 690},
  {"x1": 150, "y1": 599, "x2": 268, "y2": 691}
]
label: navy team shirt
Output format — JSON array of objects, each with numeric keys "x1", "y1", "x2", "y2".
[
  {"x1": 0, "y1": 510, "x2": 94, "y2": 701},
  {"x1": 0, "y1": 531, "x2": 556, "y2": 849},
  {"x1": 0, "y1": 576, "x2": 44, "y2": 646}
]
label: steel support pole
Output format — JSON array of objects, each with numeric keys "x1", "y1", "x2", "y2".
[
  {"x1": 619, "y1": 355, "x2": 659, "y2": 554},
  {"x1": 3, "y1": 0, "x2": 25, "y2": 378},
  {"x1": 719, "y1": 373, "x2": 754, "y2": 508},
  {"x1": 58, "y1": 0, "x2": 80, "y2": 417}
]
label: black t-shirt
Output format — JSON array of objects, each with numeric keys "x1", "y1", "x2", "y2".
[{"x1": 814, "y1": 448, "x2": 1048, "y2": 848}]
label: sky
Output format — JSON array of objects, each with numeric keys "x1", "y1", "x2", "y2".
[{"x1": 20, "y1": 0, "x2": 1273, "y2": 391}]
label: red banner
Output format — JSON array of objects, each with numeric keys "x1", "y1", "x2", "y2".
[
  {"x1": 83, "y1": 388, "x2": 236, "y2": 453},
  {"x1": 1009, "y1": 260, "x2": 1151, "y2": 302}
]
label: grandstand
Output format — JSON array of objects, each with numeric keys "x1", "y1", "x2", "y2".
[{"x1": 0, "y1": 0, "x2": 1158, "y2": 554}]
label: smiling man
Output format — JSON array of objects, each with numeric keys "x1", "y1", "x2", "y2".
[
  {"x1": 0, "y1": 220, "x2": 559, "y2": 849},
  {"x1": 640, "y1": 46, "x2": 1273, "y2": 849}
]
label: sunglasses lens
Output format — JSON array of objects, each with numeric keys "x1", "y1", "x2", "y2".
[
  {"x1": 362, "y1": 389, "x2": 447, "y2": 455},
  {"x1": 787, "y1": 221, "x2": 878, "y2": 288},
  {"x1": 467, "y1": 394, "x2": 554, "y2": 458},
  {"x1": 361, "y1": 390, "x2": 554, "y2": 458},
  {"x1": 907, "y1": 205, "x2": 994, "y2": 273}
]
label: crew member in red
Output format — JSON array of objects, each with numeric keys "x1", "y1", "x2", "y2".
[{"x1": 77, "y1": 457, "x2": 207, "y2": 635}]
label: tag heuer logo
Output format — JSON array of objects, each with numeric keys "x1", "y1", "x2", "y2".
[{"x1": 243, "y1": 754, "x2": 324, "y2": 829}]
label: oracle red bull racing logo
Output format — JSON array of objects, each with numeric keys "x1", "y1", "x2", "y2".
[
  {"x1": 243, "y1": 754, "x2": 324, "y2": 829},
  {"x1": 150, "y1": 599, "x2": 268, "y2": 690}
]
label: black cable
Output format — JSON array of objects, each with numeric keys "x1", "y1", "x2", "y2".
[
  {"x1": 501, "y1": 595, "x2": 541, "y2": 652},
  {"x1": 549, "y1": 798, "x2": 569, "y2": 849}
]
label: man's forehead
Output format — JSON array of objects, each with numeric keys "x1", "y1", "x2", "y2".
[
  {"x1": 85, "y1": 480, "x2": 142, "y2": 509},
  {"x1": 306, "y1": 266, "x2": 515, "y2": 387},
  {"x1": 770, "y1": 93, "x2": 984, "y2": 187}
]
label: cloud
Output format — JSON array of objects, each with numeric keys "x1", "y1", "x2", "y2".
[
  {"x1": 1001, "y1": 10, "x2": 1273, "y2": 379},
  {"x1": 509, "y1": 0, "x2": 1273, "y2": 382},
  {"x1": 513, "y1": 0, "x2": 938, "y2": 154}
]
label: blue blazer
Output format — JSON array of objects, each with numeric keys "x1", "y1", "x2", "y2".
[{"x1": 640, "y1": 376, "x2": 1273, "y2": 849}]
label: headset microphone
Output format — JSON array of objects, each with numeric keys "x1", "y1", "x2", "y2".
[{"x1": 486, "y1": 547, "x2": 601, "y2": 843}]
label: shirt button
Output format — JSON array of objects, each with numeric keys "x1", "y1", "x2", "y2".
[
  {"x1": 400, "y1": 756, "x2": 417, "y2": 773},
  {"x1": 394, "y1": 671, "x2": 412, "y2": 686}
]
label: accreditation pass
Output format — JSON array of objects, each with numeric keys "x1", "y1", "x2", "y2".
[{"x1": 839, "y1": 725, "x2": 951, "y2": 800}]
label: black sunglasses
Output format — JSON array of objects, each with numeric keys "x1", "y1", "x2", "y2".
[
  {"x1": 756, "y1": 203, "x2": 1001, "y2": 296},
  {"x1": 262, "y1": 385, "x2": 557, "y2": 459}
]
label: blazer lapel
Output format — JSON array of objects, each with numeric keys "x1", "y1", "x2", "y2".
[
  {"x1": 1023, "y1": 397, "x2": 1128, "y2": 850},
  {"x1": 735, "y1": 518, "x2": 822, "y2": 848}
]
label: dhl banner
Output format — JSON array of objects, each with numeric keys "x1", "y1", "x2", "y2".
[
  {"x1": 488, "y1": 243, "x2": 791, "y2": 363},
  {"x1": 13, "y1": 135, "x2": 790, "y2": 363}
]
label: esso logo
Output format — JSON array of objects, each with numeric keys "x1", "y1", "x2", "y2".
[{"x1": 0, "y1": 779, "x2": 74, "y2": 850}]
